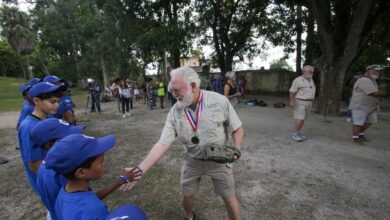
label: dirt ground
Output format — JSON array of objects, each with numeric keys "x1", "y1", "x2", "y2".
[{"x1": 0, "y1": 95, "x2": 389, "y2": 220}]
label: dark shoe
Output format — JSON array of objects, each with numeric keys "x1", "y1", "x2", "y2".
[
  {"x1": 183, "y1": 212, "x2": 196, "y2": 220},
  {"x1": 352, "y1": 138, "x2": 364, "y2": 145},
  {"x1": 359, "y1": 135, "x2": 369, "y2": 142}
]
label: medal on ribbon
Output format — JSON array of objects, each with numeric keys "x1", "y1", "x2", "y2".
[{"x1": 184, "y1": 92, "x2": 204, "y2": 144}]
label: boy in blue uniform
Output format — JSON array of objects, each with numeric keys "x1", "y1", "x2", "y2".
[
  {"x1": 16, "y1": 78, "x2": 41, "y2": 130},
  {"x1": 17, "y1": 82, "x2": 63, "y2": 193},
  {"x1": 45, "y1": 134, "x2": 143, "y2": 220},
  {"x1": 44, "y1": 75, "x2": 77, "y2": 125},
  {"x1": 51, "y1": 95, "x2": 76, "y2": 125},
  {"x1": 31, "y1": 118, "x2": 86, "y2": 220}
]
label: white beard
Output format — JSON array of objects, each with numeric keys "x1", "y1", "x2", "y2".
[{"x1": 177, "y1": 91, "x2": 194, "y2": 109}]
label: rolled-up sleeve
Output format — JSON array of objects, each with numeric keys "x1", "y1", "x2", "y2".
[
  {"x1": 225, "y1": 98, "x2": 242, "y2": 131},
  {"x1": 158, "y1": 109, "x2": 177, "y2": 146},
  {"x1": 289, "y1": 78, "x2": 299, "y2": 94}
]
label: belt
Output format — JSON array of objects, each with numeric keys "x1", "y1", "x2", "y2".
[{"x1": 296, "y1": 98, "x2": 313, "y2": 102}]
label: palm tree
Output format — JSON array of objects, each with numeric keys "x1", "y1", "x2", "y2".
[{"x1": 0, "y1": 5, "x2": 35, "y2": 78}]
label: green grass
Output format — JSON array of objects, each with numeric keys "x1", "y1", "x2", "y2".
[
  {"x1": 0, "y1": 76, "x2": 86, "y2": 112},
  {"x1": 0, "y1": 76, "x2": 26, "y2": 111}
]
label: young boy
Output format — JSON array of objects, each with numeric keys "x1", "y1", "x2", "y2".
[
  {"x1": 16, "y1": 78, "x2": 41, "y2": 130},
  {"x1": 44, "y1": 75, "x2": 77, "y2": 125},
  {"x1": 31, "y1": 118, "x2": 86, "y2": 220},
  {"x1": 45, "y1": 134, "x2": 142, "y2": 220},
  {"x1": 17, "y1": 82, "x2": 63, "y2": 193}
]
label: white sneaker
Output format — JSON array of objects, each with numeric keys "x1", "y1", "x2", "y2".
[
  {"x1": 299, "y1": 133, "x2": 307, "y2": 140},
  {"x1": 126, "y1": 113, "x2": 131, "y2": 116},
  {"x1": 122, "y1": 114, "x2": 126, "y2": 118},
  {"x1": 292, "y1": 134, "x2": 303, "y2": 142}
]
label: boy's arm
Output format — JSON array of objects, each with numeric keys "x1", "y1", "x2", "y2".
[
  {"x1": 29, "y1": 160, "x2": 42, "y2": 173},
  {"x1": 96, "y1": 167, "x2": 142, "y2": 199},
  {"x1": 95, "y1": 179, "x2": 123, "y2": 200}
]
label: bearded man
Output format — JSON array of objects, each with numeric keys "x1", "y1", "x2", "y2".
[
  {"x1": 289, "y1": 65, "x2": 316, "y2": 142},
  {"x1": 348, "y1": 64, "x2": 385, "y2": 144},
  {"x1": 122, "y1": 66, "x2": 244, "y2": 220}
]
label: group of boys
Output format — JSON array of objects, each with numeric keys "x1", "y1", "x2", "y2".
[{"x1": 16, "y1": 75, "x2": 147, "y2": 220}]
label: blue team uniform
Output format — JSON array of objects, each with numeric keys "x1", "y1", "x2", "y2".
[
  {"x1": 37, "y1": 161, "x2": 67, "y2": 220},
  {"x1": 55, "y1": 187, "x2": 109, "y2": 220},
  {"x1": 17, "y1": 101, "x2": 34, "y2": 128},
  {"x1": 17, "y1": 114, "x2": 46, "y2": 193},
  {"x1": 52, "y1": 96, "x2": 74, "y2": 119}
]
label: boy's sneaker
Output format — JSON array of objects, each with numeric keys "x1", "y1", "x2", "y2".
[
  {"x1": 122, "y1": 114, "x2": 126, "y2": 118},
  {"x1": 358, "y1": 135, "x2": 369, "y2": 142},
  {"x1": 352, "y1": 138, "x2": 364, "y2": 145},
  {"x1": 292, "y1": 133, "x2": 303, "y2": 142},
  {"x1": 126, "y1": 113, "x2": 131, "y2": 116},
  {"x1": 298, "y1": 133, "x2": 307, "y2": 140},
  {"x1": 183, "y1": 212, "x2": 196, "y2": 220}
]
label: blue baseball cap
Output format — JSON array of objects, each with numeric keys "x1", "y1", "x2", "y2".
[
  {"x1": 20, "y1": 82, "x2": 33, "y2": 94},
  {"x1": 30, "y1": 78, "x2": 41, "y2": 84},
  {"x1": 43, "y1": 75, "x2": 62, "y2": 83},
  {"x1": 45, "y1": 134, "x2": 116, "y2": 175},
  {"x1": 30, "y1": 118, "x2": 85, "y2": 148},
  {"x1": 106, "y1": 205, "x2": 148, "y2": 220},
  {"x1": 29, "y1": 82, "x2": 62, "y2": 99},
  {"x1": 52, "y1": 96, "x2": 74, "y2": 118}
]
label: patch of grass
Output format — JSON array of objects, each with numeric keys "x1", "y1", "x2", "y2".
[
  {"x1": 0, "y1": 76, "x2": 87, "y2": 112},
  {"x1": 0, "y1": 76, "x2": 26, "y2": 112}
]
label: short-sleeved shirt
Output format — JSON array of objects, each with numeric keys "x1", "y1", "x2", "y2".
[
  {"x1": 37, "y1": 161, "x2": 67, "y2": 220},
  {"x1": 55, "y1": 187, "x2": 109, "y2": 220},
  {"x1": 159, "y1": 90, "x2": 242, "y2": 159},
  {"x1": 17, "y1": 114, "x2": 46, "y2": 193},
  {"x1": 17, "y1": 101, "x2": 34, "y2": 128},
  {"x1": 348, "y1": 77, "x2": 379, "y2": 113},
  {"x1": 289, "y1": 76, "x2": 316, "y2": 100}
]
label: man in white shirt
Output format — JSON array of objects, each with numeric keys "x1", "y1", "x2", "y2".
[
  {"x1": 289, "y1": 65, "x2": 316, "y2": 142},
  {"x1": 348, "y1": 64, "x2": 385, "y2": 144},
  {"x1": 122, "y1": 67, "x2": 244, "y2": 220}
]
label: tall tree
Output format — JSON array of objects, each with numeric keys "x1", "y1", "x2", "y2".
[
  {"x1": 0, "y1": 5, "x2": 35, "y2": 78},
  {"x1": 196, "y1": 0, "x2": 269, "y2": 74},
  {"x1": 303, "y1": 0, "x2": 390, "y2": 115}
]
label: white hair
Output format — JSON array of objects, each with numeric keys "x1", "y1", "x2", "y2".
[
  {"x1": 302, "y1": 65, "x2": 314, "y2": 73},
  {"x1": 225, "y1": 71, "x2": 235, "y2": 79},
  {"x1": 170, "y1": 66, "x2": 201, "y2": 87}
]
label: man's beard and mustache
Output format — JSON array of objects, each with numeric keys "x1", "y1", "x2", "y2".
[{"x1": 176, "y1": 90, "x2": 194, "y2": 109}]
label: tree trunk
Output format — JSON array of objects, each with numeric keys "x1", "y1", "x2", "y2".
[
  {"x1": 71, "y1": 42, "x2": 80, "y2": 80},
  {"x1": 296, "y1": 5, "x2": 302, "y2": 73},
  {"x1": 317, "y1": 61, "x2": 349, "y2": 115},
  {"x1": 304, "y1": 10, "x2": 315, "y2": 65},
  {"x1": 100, "y1": 55, "x2": 109, "y2": 88}
]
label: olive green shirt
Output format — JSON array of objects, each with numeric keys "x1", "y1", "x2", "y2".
[{"x1": 159, "y1": 90, "x2": 242, "y2": 159}]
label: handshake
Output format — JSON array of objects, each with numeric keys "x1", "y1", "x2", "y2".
[{"x1": 117, "y1": 166, "x2": 145, "y2": 192}]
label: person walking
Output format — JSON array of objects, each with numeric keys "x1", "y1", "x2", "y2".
[
  {"x1": 119, "y1": 80, "x2": 132, "y2": 118},
  {"x1": 289, "y1": 65, "x2": 316, "y2": 142},
  {"x1": 157, "y1": 82, "x2": 166, "y2": 109},
  {"x1": 348, "y1": 64, "x2": 385, "y2": 144}
]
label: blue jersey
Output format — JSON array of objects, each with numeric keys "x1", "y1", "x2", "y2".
[
  {"x1": 55, "y1": 187, "x2": 109, "y2": 220},
  {"x1": 37, "y1": 161, "x2": 67, "y2": 220},
  {"x1": 17, "y1": 101, "x2": 34, "y2": 128},
  {"x1": 17, "y1": 114, "x2": 46, "y2": 193}
]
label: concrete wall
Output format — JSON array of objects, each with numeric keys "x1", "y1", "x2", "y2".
[{"x1": 236, "y1": 69, "x2": 297, "y2": 94}]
